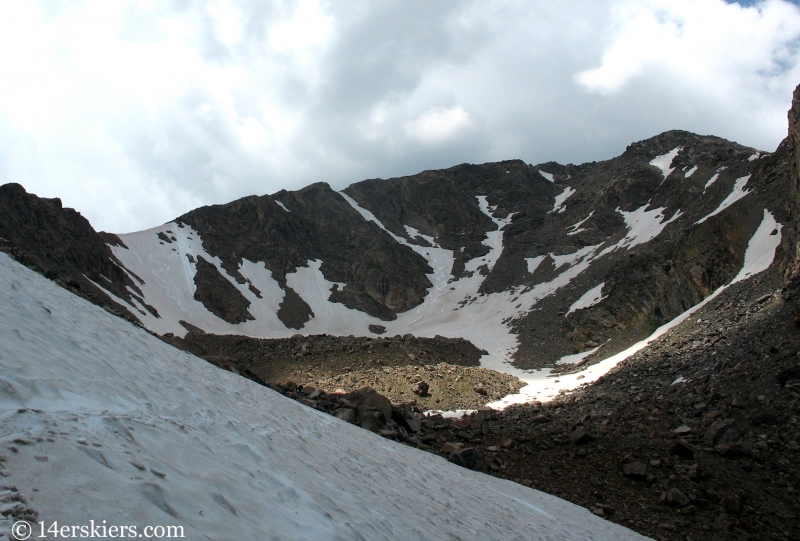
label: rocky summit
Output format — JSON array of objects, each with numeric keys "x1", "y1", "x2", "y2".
[{"x1": 4, "y1": 84, "x2": 800, "y2": 540}]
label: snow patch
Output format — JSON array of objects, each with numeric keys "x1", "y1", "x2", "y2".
[
  {"x1": 525, "y1": 255, "x2": 546, "y2": 275},
  {"x1": 567, "y1": 283, "x2": 606, "y2": 315},
  {"x1": 617, "y1": 205, "x2": 682, "y2": 249},
  {"x1": 567, "y1": 211, "x2": 594, "y2": 236},
  {"x1": 650, "y1": 146, "x2": 681, "y2": 181},
  {"x1": 404, "y1": 225, "x2": 438, "y2": 247},
  {"x1": 538, "y1": 170, "x2": 554, "y2": 182},
  {"x1": 703, "y1": 166, "x2": 726, "y2": 192},
  {"x1": 695, "y1": 175, "x2": 752, "y2": 225},
  {"x1": 684, "y1": 165, "x2": 698, "y2": 178},
  {"x1": 551, "y1": 187, "x2": 575, "y2": 214},
  {"x1": 748, "y1": 153, "x2": 760, "y2": 162},
  {"x1": 551, "y1": 245, "x2": 600, "y2": 271},
  {"x1": 555, "y1": 343, "x2": 604, "y2": 365},
  {"x1": 703, "y1": 173, "x2": 720, "y2": 191},
  {"x1": 731, "y1": 209, "x2": 782, "y2": 284},
  {"x1": 275, "y1": 200, "x2": 291, "y2": 213}
]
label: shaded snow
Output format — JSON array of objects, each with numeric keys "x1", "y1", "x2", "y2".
[
  {"x1": 551, "y1": 245, "x2": 600, "y2": 271},
  {"x1": 552, "y1": 187, "x2": 575, "y2": 213},
  {"x1": 567, "y1": 283, "x2": 606, "y2": 315},
  {"x1": 567, "y1": 211, "x2": 594, "y2": 236},
  {"x1": 695, "y1": 175, "x2": 752, "y2": 225},
  {"x1": 555, "y1": 343, "x2": 605, "y2": 365},
  {"x1": 525, "y1": 255, "x2": 546, "y2": 274},
  {"x1": 617, "y1": 205, "x2": 682, "y2": 249},
  {"x1": 538, "y1": 170, "x2": 554, "y2": 182},
  {"x1": 650, "y1": 146, "x2": 681, "y2": 181},
  {"x1": 748, "y1": 153, "x2": 760, "y2": 162},
  {"x1": 0, "y1": 252, "x2": 651, "y2": 541},
  {"x1": 703, "y1": 166, "x2": 726, "y2": 192}
]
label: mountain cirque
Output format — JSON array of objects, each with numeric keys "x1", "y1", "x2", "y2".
[
  {"x1": 4, "y1": 84, "x2": 800, "y2": 541},
  {"x1": 0, "y1": 126, "x2": 784, "y2": 377}
]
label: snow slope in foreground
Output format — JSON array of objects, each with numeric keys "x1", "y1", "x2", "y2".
[{"x1": 0, "y1": 253, "x2": 650, "y2": 541}]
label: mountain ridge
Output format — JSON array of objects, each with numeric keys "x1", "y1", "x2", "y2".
[{"x1": 0, "y1": 126, "x2": 784, "y2": 381}]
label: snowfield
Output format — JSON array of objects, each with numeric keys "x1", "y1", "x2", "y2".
[{"x1": 0, "y1": 252, "x2": 652, "y2": 541}]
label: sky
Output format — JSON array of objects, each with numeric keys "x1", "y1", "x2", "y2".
[{"x1": 1, "y1": 0, "x2": 800, "y2": 233}]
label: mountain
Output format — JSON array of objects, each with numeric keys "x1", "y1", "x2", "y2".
[
  {"x1": 3, "y1": 83, "x2": 800, "y2": 541},
  {"x1": 0, "y1": 122, "x2": 790, "y2": 382}
]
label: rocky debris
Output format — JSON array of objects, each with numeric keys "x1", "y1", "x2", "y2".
[
  {"x1": 181, "y1": 332, "x2": 521, "y2": 411},
  {"x1": 449, "y1": 447, "x2": 479, "y2": 470},
  {"x1": 411, "y1": 381, "x2": 429, "y2": 396},
  {"x1": 622, "y1": 462, "x2": 647, "y2": 480},
  {"x1": 265, "y1": 383, "x2": 431, "y2": 445},
  {"x1": 0, "y1": 484, "x2": 38, "y2": 527}
]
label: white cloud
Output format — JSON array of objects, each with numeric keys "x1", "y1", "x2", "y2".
[
  {"x1": 404, "y1": 105, "x2": 473, "y2": 144},
  {"x1": 575, "y1": 0, "x2": 800, "y2": 95},
  {"x1": 0, "y1": 0, "x2": 798, "y2": 233}
]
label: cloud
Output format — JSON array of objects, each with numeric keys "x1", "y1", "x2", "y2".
[
  {"x1": 404, "y1": 106, "x2": 473, "y2": 144},
  {"x1": 575, "y1": 0, "x2": 800, "y2": 95},
  {"x1": 0, "y1": 0, "x2": 798, "y2": 232}
]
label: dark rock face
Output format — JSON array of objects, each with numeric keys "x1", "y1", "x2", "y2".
[
  {"x1": 342, "y1": 162, "x2": 539, "y2": 280},
  {"x1": 341, "y1": 131, "x2": 785, "y2": 367},
  {"x1": 0, "y1": 183, "x2": 144, "y2": 323},
  {"x1": 276, "y1": 286, "x2": 314, "y2": 329},
  {"x1": 193, "y1": 256, "x2": 254, "y2": 324},
  {"x1": 177, "y1": 182, "x2": 432, "y2": 321}
]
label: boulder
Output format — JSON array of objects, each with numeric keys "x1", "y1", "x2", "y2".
[
  {"x1": 412, "y1": 381, "x2": 429, "y2": 396},
  {"x1": 622, "y1": 462, "x2": 647, "y2": 479},
  {"x1": 341, "y1": 388, "x2": 392, "y2": 421},
  {"x1": 570, "y1": 430, "x2": 594, "y2": 445},
  {"x1": 449, "y1": 448, "x2": 479, "y2": 470},
  {"x1": 670, "y1": 439, "x2": 695, "y2": 459}
]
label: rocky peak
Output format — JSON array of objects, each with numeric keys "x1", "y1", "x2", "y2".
[{"x1": 0, "y1": 183, "x2": 145, "y2": 324}]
